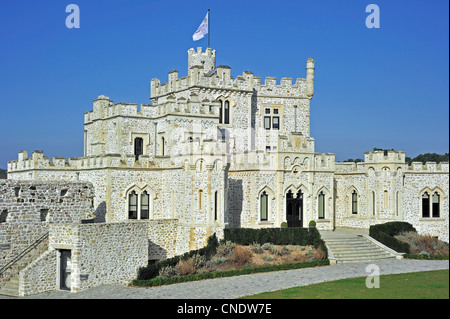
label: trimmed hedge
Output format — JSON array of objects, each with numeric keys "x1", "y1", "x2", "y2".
[
  {"x1": 132, "y1": 259, "x2": 330, "y2": 287},
  {"x1": 137, "y1": 233, "x2": 219, "y2": 280},
  {"x1": 369, "y1": 222, "x2": 416, "y2": 253},
  {"x1": 404, "y1": 253, "x2": 449, "y2": 260}
]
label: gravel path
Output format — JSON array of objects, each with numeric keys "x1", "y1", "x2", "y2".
[{"x1": 2, "y1": 259, "x2": 448, "y2": 299}]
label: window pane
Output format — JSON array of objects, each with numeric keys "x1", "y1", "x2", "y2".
[
  {"x1": 352, "y1": 192, "x2": 357, "y2": 214},
  {"x1": 224, "y1": 101, "x2": 230, "y2": 124},
  {"x1": 432, "y1": 193, "x2": 440, "y2": 218},
  {"x1": 318, "y1": 193, "x2": 325, "y2": 219},
  {"x1": 272, "y1": 117, "x2": 279, "y2": 130},
  {"x1": 134, "y1": 138, "x2": 143, "y2": 160},
  {"x1": 141, "y1": 192, "x2": 149, "y2": 220},
  {"x1": 219, "y1": 101, "x2": 223, "y2": 123},
  {"x1": 422, "y1": 192, "x2": 430, "y2": 218},
  {"x1": 273, "y1": 109, "x2": 279, "y2": 114},
  {"x1": 265, "y1": 108, "x2": 270, "y2": 114},
  {"x1": 129, "y1": 192, "x2": 137, "y2": 219},
  {"x1": 264, "y1": 117, "x2": 271, "y2": 130},
  {"x1": 261, "y1": 192, "x2": 268, "y2": 221}
]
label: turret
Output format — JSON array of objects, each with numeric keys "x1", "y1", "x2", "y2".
[
  {"x1": 188, "y1": 47, "x2": 216, "y2": 74},
  {"x1": 306, "y1": 58, "x2": 315, "y2": 99}
]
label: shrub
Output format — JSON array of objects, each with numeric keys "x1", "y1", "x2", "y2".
[
  {"x1": 216, "y1": 241, "x2": 235, "y2": 257},
  {"x1": 395, "y1": 231, "x2": 449, "y2": 255},
  {"x1": 309, "y1": 220, "x2": 316, "y2": 227},
  {"x1": 177, "y1": 258, "x2": 196, "y2": 276},
  {"x1": 232, "y1": 245, "x2": 253, "y2": 265},
  {"x1": 249, "y1": 242, "x2": 262, "y2": 254},
  {"x1": 313, "y1": 246, "x2": 326, "y2": 260},
  {"x1": 158, "y1": 266, "x2": 179, "y2": 278},
  {"x1": 369, "y1": 222, "x2": 416, "y2": 253}
]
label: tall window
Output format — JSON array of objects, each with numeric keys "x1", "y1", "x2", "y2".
[
  {"x1": 214, "y1": 191, "x2": 218, "y2": 221},
  {"x1": 219, "y1": 101, "x2": 223, "y2": 124},
  {"x1": 260, "y1": 191, "x2": 268, "y2": 221},
  {"x1": 396, "y1": 191, "x2": 400, "y2": 216},
  {"x1": 432, "y1": 192, "x2": 440, "y2": 218},
  {"x1": 161, "y1": 137, "x2": 165, "y2": 156},
  {"x1": 422, "y1": 192, "x2": 430, "y2": 218},
  {"x1": 128, "y1": 191, "x2": 138, "y2": 219},
  {"x1": 263, "y1": 107, "x2": 281, "y2": 130},
  {"x1": 318, "y1": 192, "x2": 325, "y2": 219},
  {"x1": 264, "y1": 116, "x2": 271, "y2": 130},
  {"x1": 141, "y1": 191, "x2": 149, "y2": 220},
  {"x1": 372, "y1": 191, "x2": 376, "y2": 216},
  {"x1": 352, "y1": 191, "x2": 358, "y2": 214},
  {"x1": 224, "y1": 101, "x2": 230, "y2": 124},
  {"x1": 134, "y1": 137, "x2": 143, "y2": 160},
  {"x1": 199, "y1": 190, "x2": 204, "y2": 210}
]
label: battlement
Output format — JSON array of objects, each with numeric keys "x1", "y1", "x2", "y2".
[
  {"x1": 407, "y1": 162, "x2": 449, "y2": 173},
  {"x1": 364, "y1": 150, "x2": 406, "y2": 163},
  {"x1": 150, "y1": 47, "x2": 314, "y2": 100}
]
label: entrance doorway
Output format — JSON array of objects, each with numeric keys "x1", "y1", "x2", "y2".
[
  {"x1": 59, "y1": 250, "x2": 72, "y2": 291},
  {"x1": 286, "y1": 190, "x2": 303, "y2": 227}
]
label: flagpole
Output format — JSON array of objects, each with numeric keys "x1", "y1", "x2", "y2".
[{"x1": 208, "y1": 9, "x2": 210, "y2": 48}]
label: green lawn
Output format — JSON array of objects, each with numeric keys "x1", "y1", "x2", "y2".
[{"x1": 242, "y1": 269, "x2": 449, "y2": 299}]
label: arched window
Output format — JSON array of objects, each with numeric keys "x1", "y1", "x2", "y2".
[
  {"x1": 134, "y1": 137, "x2": 143, "y2": 160},
  {"x1": 224, "y1": 101, "x2": 230, "y2": 124},
  {"x1": 422, "y1": 192, "x2": 430, "y2": 218},
  {"x1": 318, "y1": 192, "x2": 325, "y2": 219},
  {"x1": 141, "y1": 191, "x2": 149, "y2": 220},
  {"x1": 432, "y1": 192, "x2": 440, "y2": 218},
  {"x1": 383, "y1": 190, "x2": 389, "y2": 209},
  {"x1": 260, "y1": 191, "x2": 268, "y2": 221},
  {"x1": 352, "y1": 191, "x2": 358, "y2": 214},
  {"x1": 219, "y1": 101, "x2": 223, "y2": 124},
  {"x1": 128, "y1": 191, "x2": 138, "y2": 219}
]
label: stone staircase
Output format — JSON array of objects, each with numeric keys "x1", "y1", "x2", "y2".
[
  {"x1": 0, "y1": 276, "x2": 19, "y2": 297},
  {"x1": 324, "y1": 235, "x2": 397, "y2": 263}
]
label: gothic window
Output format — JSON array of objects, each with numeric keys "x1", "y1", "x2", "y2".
[
  {"x1": 219, "y1": 101, "x2": 223, "y2": 124},
  {"x1": 224, "y1": 101, "x2": 230, "y2": 124},
  {"x1": 422, "y1": 192, "x2": 430, "y2": 218},
  {"x1": 352, "y1": 191, "x2": 358, "y2": 214},
  {"x1": 141, "y1": 191, "x2": 149, "y2": 220},
  {"x1": 134, "y1": 137, "x2": 143, "y2": 160},
  {"x1": 128, "y1": 191, "x2": 138, "y2": 219},
  {"x1": 260, "y1": 191, "x2": 268, "y2": 221},
  {"x1": 432, "y1": 192, "x2": 440, "y2": 218},
  {"x1": 318, "y1": 192, "x2": 325, "y2": 219}
]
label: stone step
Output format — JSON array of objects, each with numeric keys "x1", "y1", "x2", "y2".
[
  {"x1": 324, "y1": 235, "x2": 396, "y2": 264},
  {"x1": 0, "y1": 277, "x2": 20, "y2": 297}
]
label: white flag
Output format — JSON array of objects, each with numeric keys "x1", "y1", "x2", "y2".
[{"x1": 192, "y1": 11, "x2": 209, "y2": 41}]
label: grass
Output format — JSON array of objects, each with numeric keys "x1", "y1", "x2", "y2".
[{"x1": 242, "y1": 269, "x2": 449, "y2": 299}]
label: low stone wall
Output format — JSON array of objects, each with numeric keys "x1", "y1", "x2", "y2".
[
  {"x1": 145, "y1": 219, "x2": 178, "y2": 260},
  {"x1": 20, "y1": 221, "x2": 148, "y2": 295}
]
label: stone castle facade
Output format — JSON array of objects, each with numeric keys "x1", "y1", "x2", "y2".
[{"x1": 2, "y1": 47, "x2": 448, "y2": 295}]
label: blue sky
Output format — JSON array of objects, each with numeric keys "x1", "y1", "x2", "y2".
[{"x1": 0, "y1": 0, "x2": 448, "y2": 168}]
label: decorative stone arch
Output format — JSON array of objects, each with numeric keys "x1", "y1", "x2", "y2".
[
  {"x1": 283, "y1": 156, "x2": 291, "y2": 169},
  {"x1": 216, "y1": 95, "x2": 236, "y2": 126},
  {"x1": 257, "y1": 186, "x2": 275, "y2": 223},
  {"x1": 368, "y1": 166, "x2": 376, "y2": 177},
  {"x1": 213, "y1": 159, "x2": 223, "y2": 172},
  {"x1": 419, "y1": 186, "x2": 446, "y2": 218},
  {"x1": 196, "y1": 158, "x2": 205, "y2": 172},
  {"x1": 316, "y1": 186, "x2": 331, "y2": 220},
  {"x1": 124, "y1": 184, "x2": 157, "y2": 220}
]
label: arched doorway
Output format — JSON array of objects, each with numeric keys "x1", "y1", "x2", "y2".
[{"x1": 286, "y1": 190, "x2": 303, "y2": 227}]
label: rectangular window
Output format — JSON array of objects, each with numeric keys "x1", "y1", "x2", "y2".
[
  {"x1": 352, "y1": 192, "x2": 358, "y2": 214},
  {"x1": 264, "y1": 117, "x2": 271, "y2": 130},
  {"x1": 272, "y1": 116, "x2": 280, "y2": 130}
]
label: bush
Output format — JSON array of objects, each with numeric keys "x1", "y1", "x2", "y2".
[
  {"x1": 395, "y1": 231, "x2": 449, "y2": 255},
  {"x1": 137, "y1": 233, "x2": 219, "y2": 280},
  {"x1": 132, "y1": 259, "x2": 330, "y2": 288},
  {"x1": 177, "y1": 258, "x2": 196, "y2": 276},
  {"x1": 369, "y1": 222, "x2": 416, "y2": 253},
  {"x1": 232, "y1": 245, "x2": 253, "y2": 265}
]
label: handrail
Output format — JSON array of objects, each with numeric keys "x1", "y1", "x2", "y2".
[{"x1": 0, "y1": 232, "x2": 49, "y2": 278}]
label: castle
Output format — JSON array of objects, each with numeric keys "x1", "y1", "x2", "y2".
[{"x1": 1, "y1": 47, "x2": 448, "y2": 296}]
